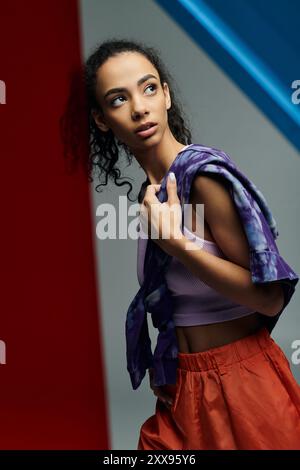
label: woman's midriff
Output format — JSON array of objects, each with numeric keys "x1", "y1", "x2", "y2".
[
  {"x1": 176, "y1": 207, "x2": 265, "y2": 353},
  {"x1": 175, "y1": 312, "x2": 264, "y2": 353}
]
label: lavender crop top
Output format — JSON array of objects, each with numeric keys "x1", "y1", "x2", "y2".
[
  {"x1": 137, "y1": 226, "x2": 257, "y2": 326},
  {"x1": 137, "y1": 148, "x2": 257, "y2": 326}
]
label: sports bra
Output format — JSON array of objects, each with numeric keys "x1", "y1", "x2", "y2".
[{"x1": 136, "y1": 154, "x2": 257, "y2": 326}]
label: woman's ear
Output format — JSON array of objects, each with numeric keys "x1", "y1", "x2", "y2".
[
  {"x1": 91, "y1": 109, "x2": 110, "y2": 132},
  {"x1": 163, "y1": 82, "x2": 171, "y2": 111}
]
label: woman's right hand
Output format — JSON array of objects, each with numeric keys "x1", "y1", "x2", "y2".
[{"x1": 148, "y1": 368, "x2": 174, "y2": 410}]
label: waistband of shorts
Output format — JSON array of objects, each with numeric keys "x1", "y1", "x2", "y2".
[{"x1": 177, "y1": 327, "x2": 274, "y2": 372}]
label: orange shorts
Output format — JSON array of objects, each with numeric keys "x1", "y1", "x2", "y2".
[{"x1": 137, "y1": 327, "x2": 300, "y2": 450}]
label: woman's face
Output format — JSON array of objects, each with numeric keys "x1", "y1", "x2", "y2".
[{"x1": 92, "y1": 51, "x2": 171, "y2": 151}]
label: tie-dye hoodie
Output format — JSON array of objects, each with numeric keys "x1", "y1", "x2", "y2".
[{"x1": 125, "y1": 144, "x2": 299, "y2": 390}]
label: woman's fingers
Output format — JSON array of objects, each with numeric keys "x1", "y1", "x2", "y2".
[
  {"x1": 157, "y1": 394, "x2": 173, "y2": 408},
  {"x1": 152, "y1": 387, "x2": 173, "y2": 408},
  {"x1": 148, "y1": 369, "x2": 174, "y2": 409},
  {"x1": 143, "y1": 184, "x2": 161, "y2": 205}
]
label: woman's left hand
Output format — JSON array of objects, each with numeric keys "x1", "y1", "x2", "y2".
[{"x1": 140, "y1": 172, "x2": 184, "y2": 256}]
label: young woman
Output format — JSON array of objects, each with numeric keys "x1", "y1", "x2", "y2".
[{"x1": 63, "y1": 38, "x2": 300, "y2": 450}]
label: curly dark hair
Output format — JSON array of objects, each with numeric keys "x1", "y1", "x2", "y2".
[{"x1": 60, "y1": 37, "x2": 192, "y2": 202}]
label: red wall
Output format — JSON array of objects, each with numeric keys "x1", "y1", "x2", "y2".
[{"x1": 0, "y1": 0, "x2": 110, "y2": 449}]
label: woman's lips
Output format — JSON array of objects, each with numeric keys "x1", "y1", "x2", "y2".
[{"x1": 136, "y1": 124, "x2": 158, "y2": 138}]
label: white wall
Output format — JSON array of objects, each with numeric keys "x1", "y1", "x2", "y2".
[{"x1": 79, "y1": 0, "x2": 300, "y2": 450}]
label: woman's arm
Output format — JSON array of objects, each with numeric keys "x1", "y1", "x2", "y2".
[{"x1": 159, "y1": 174, "x2": 284, "y2": 317}]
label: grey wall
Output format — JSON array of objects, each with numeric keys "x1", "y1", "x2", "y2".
[{"x1": 79, "y1": 0, "x2": 300, "y2": 450}]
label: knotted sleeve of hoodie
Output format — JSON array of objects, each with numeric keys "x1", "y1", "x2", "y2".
[{"x1": 125, "y1": 207, "x2": 179, "y2": 390}]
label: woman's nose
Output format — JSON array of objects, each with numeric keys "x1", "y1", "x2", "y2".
[{"x1": 131, "y1": 101, "x2": 149, "y2": 118}]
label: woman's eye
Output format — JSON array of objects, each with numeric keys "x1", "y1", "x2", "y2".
[
  {"x1": 145, "y1": 84, "x2": 157, "y2": 94},
  {"x1": 110, "y1": 96, "x2": 125, "y2": 107},
  {"x1": 110, "y1": 83, "x2": 157, "y2": 107}
]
